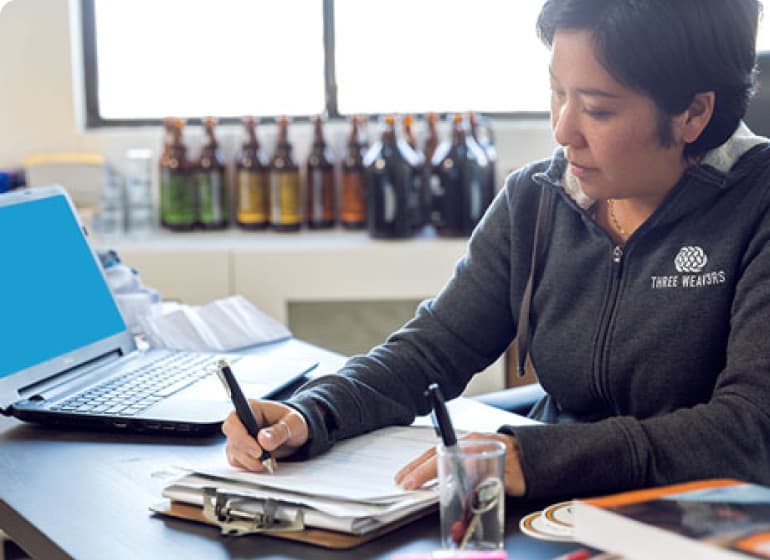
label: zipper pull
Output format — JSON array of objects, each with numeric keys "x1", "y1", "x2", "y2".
[{"x1": 612, "y1": 245, "x2": 624, "y2": 264}]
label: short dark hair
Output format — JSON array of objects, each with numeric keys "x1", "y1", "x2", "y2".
[{"x1": 537, "y1": 0, "x2": 761, "y2": 159}]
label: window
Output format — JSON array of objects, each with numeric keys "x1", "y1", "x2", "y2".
[
  {"x1": 80, "y1": 0, "x2": 550, "y2": 127},
  {"x1": 81, "y1": 0, "x2": 770, "y2": 127},
  {"x1": 84, "y1": 0, "x2": 326, "y2": 124}
]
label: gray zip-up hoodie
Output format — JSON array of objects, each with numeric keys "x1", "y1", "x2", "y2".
[{"x1": 288, "y1": 124, "x2": 770, "y2": 501}]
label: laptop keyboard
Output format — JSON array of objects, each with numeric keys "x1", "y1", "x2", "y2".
[{"x1": 50, "y1": 353, "x2": 228, "y2": 416}]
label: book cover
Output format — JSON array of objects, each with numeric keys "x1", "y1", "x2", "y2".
[{"x1": 574, "y1": 479, "x2": 770, "y2": 560}]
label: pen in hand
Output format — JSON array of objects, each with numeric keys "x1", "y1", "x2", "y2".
[{"x1": 217, "y1": 359, "x2": 275, "y2": 474}]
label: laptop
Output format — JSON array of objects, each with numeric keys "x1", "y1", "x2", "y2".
[{"x1": 0, "y1": 185, "x2": 317, "y2": 434}]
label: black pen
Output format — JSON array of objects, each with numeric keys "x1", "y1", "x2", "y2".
[
  {"x1": 426, "y1": 383, "x2": 474, "y2": 544},
  {"x1": 217, "y1": 359, "x2": 274, "y2": 473},
  {"x1": 426, "y1": 383, "x2": 458, "y2": 448},
  {"x1": 425, "y1": 383, "x2": 467, "y2": 489}
]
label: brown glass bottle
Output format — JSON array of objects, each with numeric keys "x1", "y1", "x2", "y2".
[
  {"x1": 469, "y1": 112, "x2": 497, "y2": 216},
  {"x1": 363, "y1": 115, "x2": 423, "y2": 238},
  {"x1": 305, "y1": 115, "x2": 336, "y2": 229},
  {"x1": 340, "y1": 116, "x2": 367, "y2": 229},
  {"x1": 422, "y1": 112, "x2": 441, "y2": 231},
  {"x1": 196, "y1": 117, "x2": 228, "y2": 229},
  {"x1": 235, "y1": 116, "x2": 269, "y2": 229},
  {"x1": 402, "y1": 115, "x2": 427, "y2": 233},
  {"x1": 431, "y1": 114, "x2": 490, "y2": 237},
  {"x1": 269, "y1": 116, "x2": 302, "y2": 231},
  {"x1": 159, "y1": 118, "x2": 196, "y2": 230},
  {"x1": 403, "y1": 114, "x2": 417, "y2": 149},
  {"x1": 423, "y1": 112, "x2": 440, "y2": 164}
]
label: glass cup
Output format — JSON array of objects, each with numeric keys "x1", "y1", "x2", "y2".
[{"x1": 437, "y1": 439, "x2": 505, "y2": 551}]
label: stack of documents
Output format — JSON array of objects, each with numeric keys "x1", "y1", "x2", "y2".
[
  {"x1": 163, "y1": 425, "x2": 440, "y2": 535},
  {"x1": 157, "y1": 398, "x2": 538, "y2": 539},
  {"x1": 138, "y1": 295, "x2": 291, "y2": 352}
]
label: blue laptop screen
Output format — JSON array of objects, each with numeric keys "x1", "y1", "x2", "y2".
[{"x1": 0, "y1": 194, "x2": 126, "y2": 379}]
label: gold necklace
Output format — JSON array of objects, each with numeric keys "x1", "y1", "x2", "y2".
[{"x1": 607, "y1": 198, "x2": 628, "y2": 240}]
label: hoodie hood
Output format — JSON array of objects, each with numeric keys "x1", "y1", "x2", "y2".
[{"x1": 553, "y1": 121, "x2": 769, "y2": 209}]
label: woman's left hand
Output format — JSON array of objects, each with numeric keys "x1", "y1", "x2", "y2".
[{"x1": 394, "y1": 432, "x2": 526, "y2": 496}]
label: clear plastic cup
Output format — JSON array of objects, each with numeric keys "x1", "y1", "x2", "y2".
[{"x1": 437, "y1": 439, "x2": 505, "y2": 550}]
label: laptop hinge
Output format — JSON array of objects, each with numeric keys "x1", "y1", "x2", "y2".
[{"x1": 16, "y1": 349, "x2": 125, "y2": 400}]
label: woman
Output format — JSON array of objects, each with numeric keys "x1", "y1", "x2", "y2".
[{"x1": 224, "y1": 0, "x2": 770, "y2": 501}]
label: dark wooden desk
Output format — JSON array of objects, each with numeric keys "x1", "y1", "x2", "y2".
[{"x1": 0, "y1": 340, "x2": 579, "y2": 559}]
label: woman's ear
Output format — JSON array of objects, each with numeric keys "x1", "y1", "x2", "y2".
[{"x1": 680, "y1": 91, "x2": 716, "y2": 144}]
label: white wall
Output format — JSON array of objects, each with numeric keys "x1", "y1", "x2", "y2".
[{"x1": 0, "y1": 0, "x2": 557, "y2": 183}]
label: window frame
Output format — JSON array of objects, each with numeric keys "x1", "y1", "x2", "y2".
[{"x1": 79, "y1": 0, "x2": 549, "y2": 128}]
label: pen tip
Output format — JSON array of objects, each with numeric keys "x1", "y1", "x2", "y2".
[{"x1": 263, "y1": 458, "x2": 275, "y2": 474}]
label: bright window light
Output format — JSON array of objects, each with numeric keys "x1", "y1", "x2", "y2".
[
  {"x1": 93, "y1": 0, "x2": 326, "y2": 120},
  {"x1": 759, "y1": 0, "x2": 770, "y2": 52},
  {"x1": 334, "y1": 0, "x2": 550, "y2": 115}
]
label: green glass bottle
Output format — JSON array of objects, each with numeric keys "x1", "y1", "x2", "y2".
[
  {"x1": 196, "y1": 116, "x2": 228, "y2": 229},
  {"x1": 159, "y1": 118, "x2": 196, "y2": 230}
]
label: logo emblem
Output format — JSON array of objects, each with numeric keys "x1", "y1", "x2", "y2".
[{"x1": 675, "y1": 246, "x2": 708, "y2": 273}]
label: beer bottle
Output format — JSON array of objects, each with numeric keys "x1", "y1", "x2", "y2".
[
  {"x1": 363, "y1": 115, "x2": 422, "y2": 239},
  {"x1": 423, "y1": 112, "x2": 441, "y2": 230},
  {"x1": 403, "y1": 114, "x2": 418, "y2": 149},
  {"x1": 269, "y1": 116, "x2": 302, "y2": 231},
  {"x1": 159, "y1": 118, "x2": 196, "y2": 230},
  {"x1": 431, "y1": 114, "x2": 489, "y2": 236},
  {"x1": 196, "y1": 116, "x2": 228, "y2": 229},
  {"x1": 423, "y1": 112, "x2": 440, "y2": 164},
  {"x1": 235, "y1": 116, "x2": 269, "y2": 229},
  {"x1": 340, "y1": 116, "x2": 367, "y2": 229},
  {"x1": 305, "y1": 115, "x2": 335, "y2": 229},
  {"x1": 403, "y1": 114, "x2": 428, "y2": 232},
  {"x1": 469, "y1": 112, "x2": 497, "y2": 216}
]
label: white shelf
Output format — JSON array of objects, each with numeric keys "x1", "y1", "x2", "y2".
[{"x1": 104, "y1": 228, "x2": 504, "y2": 396}]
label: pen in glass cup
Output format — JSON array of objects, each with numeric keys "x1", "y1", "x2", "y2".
[{"x1": 217, "y1": 359, "x2": 275, "y2": 473}]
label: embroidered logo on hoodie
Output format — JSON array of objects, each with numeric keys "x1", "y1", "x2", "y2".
[{"x1": 651, "y1": 246, "x2": 727, "y2": 289}]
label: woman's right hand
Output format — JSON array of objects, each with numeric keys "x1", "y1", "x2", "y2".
[{"x1": 221, "y1": 400, "x2": 309, "y2": 471}]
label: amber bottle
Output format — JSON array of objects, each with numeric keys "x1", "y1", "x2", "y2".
[
  {"x1": 195, "y1": 117, "x2": 228, "y2": 229},
  {"x1": 403, "y1": 114, "x2": 418, "y2": 149},
  {"x1": 305, "y1": 116, "x2": 336, "y2": 229},
  {"x1": 340, "y1": 116, "x2": 367, "y2": 229},
  {"x1": 423, "y1": 113, "x2": 440, "y2": 165},
  {"x1": 363, "y1": 115, "x2": 423, "y2": 239},
  {"x1": 403, "y1": 113, "x2": 428, "y2": 231},
  {"x1": 469, "y1": 112, "x2": 497, "y2": 216},
  {"x1": 159, "y1": 118, "x2": 196, "y2": 230},
  {"x1": 235, "y1": 116, "x2": 269, "y2": 229},
  {"x1": 269, "y1": 116, "x2": 302, "y2": 231},
  {"x1": 431, "y1": 114, "x2": 490, "y2": 236}
]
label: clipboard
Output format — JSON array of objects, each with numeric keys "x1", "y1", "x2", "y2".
[{"x1": 151, "y1": 492, "x2": 438, "y2": 550}]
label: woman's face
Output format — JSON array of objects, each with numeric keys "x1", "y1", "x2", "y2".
[{"x1": 549, "y1": 29, "x2": 688, "y2": 202}]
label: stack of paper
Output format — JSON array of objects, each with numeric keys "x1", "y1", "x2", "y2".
[
  {"x1": 160, "y1": 399, "x2": 539, "y2": 536},
  {"x1": 164, "y1": 425, "x2": 440, "y2": 534},
  {"x1": 137, "y1": 295, "x2": 291, "y2": 352}
]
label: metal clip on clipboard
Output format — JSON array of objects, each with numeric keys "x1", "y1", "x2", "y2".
[{"x1": 202, "y1": 487, "x2": 305, "y2": 536}]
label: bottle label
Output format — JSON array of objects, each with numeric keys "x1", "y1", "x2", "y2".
[
  {"x1": 270, "y1": 172, "x2": 301, "y2": 225},
  {"x1": 382, "y1": 179, "x2": 396, "y2": 224},
  {"x1": 470, "y1": 177, "x2": 482, "y2": 221},
  {"x1": 312, "y1": 169, "x2": 324, "y2": 223},
  {"x1": 197, "y1": 170, "x2": 227, "y2": 225},
  {"x1": 237, "y1": 170, "x2": 269, "y2": 224},
  {"x1": 160, "y1": 169, "x2": 196, "y2": 226}
]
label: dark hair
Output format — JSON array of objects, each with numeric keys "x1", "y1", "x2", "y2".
[{"x1": 537, "y1": 0, "x2": 761, "y2": 159}]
